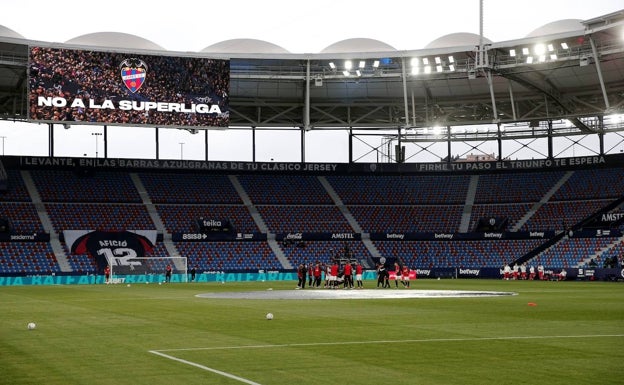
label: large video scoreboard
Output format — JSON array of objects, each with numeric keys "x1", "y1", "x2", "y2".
[{"x1": 28, "y1": 46, "x2": 229, "y2": 128}]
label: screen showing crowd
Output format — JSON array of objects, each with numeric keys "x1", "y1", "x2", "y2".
[{"x1": 28, "y1": 46, "x2": 229, "y2": 128}]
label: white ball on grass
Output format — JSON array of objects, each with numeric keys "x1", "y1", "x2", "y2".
[
  {"x1": 265, "y1": 313, "x2": 274, "y2": 320},
  {"x1": 27, "y1": 322, "x2": 36, "y2": 330}
]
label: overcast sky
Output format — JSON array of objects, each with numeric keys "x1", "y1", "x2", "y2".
[
  {"x1": 2, "y1": 0, "x2": 622, "y2": 52},
  {"x1": 0, "y1": 0, "x2": 622, "y2": 162}
]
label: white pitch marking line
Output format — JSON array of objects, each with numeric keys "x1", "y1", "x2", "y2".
[
  {"x1": 149, "y1": 350, "x2": 262, "y2": 385},
  {"x1": 154, "y1": 334, "x2": 624, "y2": 353},
  {"x1": 150, "y1": 334, "x2": 624, "y2": 383}
]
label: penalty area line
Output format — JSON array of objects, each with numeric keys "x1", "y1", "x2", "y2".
[
  {"x1": 154, "y1": 333, "x2": 624, "y2": 353},
  {"x1": 149, "y1": 350, "x2": 262, "y2": 385},
  {"x1": 150, "y1": 334, "x2": 624, "y2": 383}
]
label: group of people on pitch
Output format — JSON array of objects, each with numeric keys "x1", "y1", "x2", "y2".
[
  {"x1": 377, "y1": 261, "x2": 414, "y2": 288},
  {"x1": 502, "y1": 262, "x2": 566, "y2": 281},
  {"x1": 297, "y1": 260, "x2": 365, "y2": 289}
]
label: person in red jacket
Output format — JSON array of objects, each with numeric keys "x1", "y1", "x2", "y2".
[
  {"x1": 104, "y1": 265, "x2": 111, "y2": 284},
  {"x1": 313, "y1": 262, "x2": 322, "y2": 288},
  {"x1": 330, "y1": 261, "x2": 339, "y2": 289},
  {"x1": 343, "y1": 262, "x2": 353, "y2": 289},
  {"x1": 402, "y1": 265, "x2": 411, "y2": 288},
  {"x1": 394, "y1": 262, "x2": 402, "y2": 288},
  {"x1": 165, "y1": 264, "x2": 172, "y2": 283},
  {"x1": 355, "y1": 261, "x2": 364, "y2": 289}
]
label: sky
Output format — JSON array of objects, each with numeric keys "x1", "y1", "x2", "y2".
[
  {"x1": 2, "y1": 0, "x2": 622, "y2": 53},
  {"x1": 0, "y1": 0, "x2": 622, "y2": 162}
]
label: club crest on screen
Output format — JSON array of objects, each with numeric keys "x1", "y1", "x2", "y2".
[{"x1": 120, "y1": 58, "x2": 148, "y2": 93}]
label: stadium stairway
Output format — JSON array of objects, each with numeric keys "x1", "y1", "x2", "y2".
[
  {"x1": 582, "y1": 235, "x2": 624, "y2": 267},
  {"x1": 512, "y1": 194, "x2": 624, "y2": 268},
  {"x1": 228, "y1": 175, "x2": 269, "y2": 232},
  {"x1": 0, "y1": 159, "x2": 7, "y2": 190},
  {"x1": 129, "y1": 173, "x2": 182, "y2": 261},
  {"x1": 228, "y1": 175, "x2": 291, "y2": 269},
  {"x1": 21, "y1": 170, "x2": 72, "y2": 271},
  {"x1": 318, "y1": 176, "x2": 378, "y2": 268},
  {"x1": 318, "y1": 176, "x2": 361, "y2": 232},
  {"x1": 459, "y1": 175, "x2": 479, "y2": 233},
  {"x1": 512, "y1": 170, "x2": 574, "y2": 231}
]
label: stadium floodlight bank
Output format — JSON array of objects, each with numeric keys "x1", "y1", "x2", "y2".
[{"x1": 108, "y1": 257, "x2": 188, "y2": 283}]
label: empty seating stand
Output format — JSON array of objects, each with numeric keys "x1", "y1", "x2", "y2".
[
  {"x1": 0, "y1": 242, "x2": 59, "y2": 275},
  {"x1": 0, "y1": 164, "x2": 621, "y2": 275}
]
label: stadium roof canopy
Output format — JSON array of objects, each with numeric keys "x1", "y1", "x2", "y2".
[
  {"x1": 201, "y1": 39, "x2": 290, "y2": 54},
  {"x1": 0, "y1": 25, "x2": 24, "y2": 39},
  {"x1": 320, "y1": 38, "x2": 397, "y2": 53},
  {"x1": 64, "y1": 32, "x2": 165, "y2": 51},
  {"x1": 425, "y1": 33, "x2": 493, "y2": 49},
  {"x1": 0, "y1": 9, "x2": 623, "y2": 161}
]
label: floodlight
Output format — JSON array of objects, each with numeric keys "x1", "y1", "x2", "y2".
[
  {"x1": 358, "y1": 60, "x2": 365, "y2": 69},
  {"x1": 611, "y1": 114, "x2": 624, "y2": 123},
  {"x1": 560, "y1": 42, "x2": 569, "y2": 49},
  {"x1": 436, "y1": 65, "x2": 443, "y2": 72},
  {"x1": 373, "y1": 60, "x2": 380, "y2": 68},
  {"x1": 435, "y1": 57, "x2": 442, "y2": 64},
  {"x1": 344, "y1": 60, "x2": 352, "y2": 70},
  {"x1": 547, "y1": 44, "x2": 554, "y2": 52},
  {"x1": 329, "y1": 62, "x2": 336, "y2": 69},
  {"x1": 410, "y1": 57, "x2": 419, "y2": 67},
  {"x1": 422, "y1": 58, "x2": 429, "y2": 65},
  {"x1": 355, "y1": 69, "x2": 362, "y2": 77},
  {"x1": 534, "y1": 44, "x2": 546, "y2": 55},
  {"x1": 509, "y1": 49, "x2": 516, "y2": 57},
  {"x1": 550, "y1": 54, "x2": 557, "y2": 60},
  {"x1": 538, "y1": 55, "x2": 546, "y2": 62},
  {"x1": 342, "y1": 70, "x2": 350, "y2": 76},
  {"x1": 432, "y1": 126, "x2": 441, "y2": 135},
  {"x1": 522, "y1": 47, "x2": 530, "y2": 55},
  {"x1": 411, "y1": 66, "x2": 419, "y2": 75},
  {"x1": 449, "y1": 64, "x2": 455, "y2": 71},
  {"x1": 526, "y1": 56, "x2": 534, "y2": 64},
  {"x1": 448, "y1": 55, "x2": 455, "y2": 63},
  {"x1": 424, "y1": 65, "x2": 431, "y2": 74}
]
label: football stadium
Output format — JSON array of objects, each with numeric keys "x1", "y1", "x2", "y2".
[{"x1": 1, "y1": 4, "x2": 624, "y2": 385}]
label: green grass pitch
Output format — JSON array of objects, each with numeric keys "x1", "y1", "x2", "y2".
[{"x1": 1, "y1": 279, "x2": 623, "y2": 385}]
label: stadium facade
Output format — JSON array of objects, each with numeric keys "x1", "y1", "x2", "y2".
[
  {"x1": 0, "y1": 10, "x2": 623, "y2": 162},
  {"x1": 0, "y1": 10, "x2": 623, "y2": 284}
]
